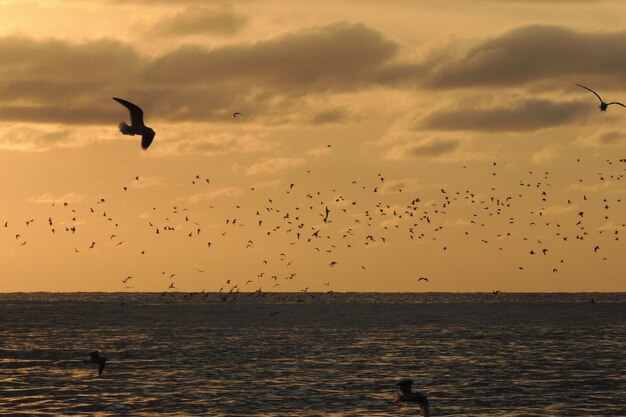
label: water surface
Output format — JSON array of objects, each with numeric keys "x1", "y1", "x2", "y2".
[{"x1": 1, "y1": 292, "x2": 624, "y2": 416}]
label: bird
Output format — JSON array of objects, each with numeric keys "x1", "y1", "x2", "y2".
[
  {"x1": 394, "y1": 379, "x2": 430, "y2": 416},
  {"x1": 575, "y1": 84, "x2": 625, "y2": 112},
  {"x1": 84, "y1": 351, "x2": 107, "y2": 375},
  {"x1": 233, "y1": 112, "x2": 242, "y2": 118},
  {"x1": 113, "y1": 97, "x2": 155, "y2": 150},
  {"x1": 418, "y1": 277, "x2": 429, "y2": 282}
]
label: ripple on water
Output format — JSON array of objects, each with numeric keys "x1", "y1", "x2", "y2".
[{"x1": 0, "y1": 295, "x2": 624, "y2": 416}]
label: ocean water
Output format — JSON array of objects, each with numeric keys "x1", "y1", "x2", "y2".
[{"x1": 0, "y1": 292, "x2": 624, "y2": 416}]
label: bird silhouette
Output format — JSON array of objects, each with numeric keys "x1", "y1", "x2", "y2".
[
  {"x1": 84, "y1": 351, "x2": 107, "y2": 375},
  {"x1": 576, "y1": 84, "x2": 625, "y2": 112},
  {"x1": 113, "y1": 97, "x2": 155, "y2": 150},
  {"x1": 394, "y1": 379, "x2": 430, "y2": 416}
]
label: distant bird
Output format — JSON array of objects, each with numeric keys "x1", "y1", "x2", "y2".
[
  {"x1": 492, "y1": 290, "x2": 501, "y2": 295},
  {"x1": 84, "y1": 351, "x2": 107, "y2": 375},
  {"x1": 233, "y1": 112, "x2": 242, "y2": 118},
  {"x1": 113, "y1": 97, "x2": 155, "y2": 150},
  {"x1": 576, "y1": 84, "x2": 625, "y2": 112},
  {"x1": 394, "y1": 379, "x2": 430, "y2": 417},
  {"x1": 418, "y1": 277, "x2": 429, "y2": 282}
]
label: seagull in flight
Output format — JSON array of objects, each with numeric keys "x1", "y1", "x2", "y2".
[
  {"x1": 233, "y1": 112, "x2": 243, "y2": 118},
  {"x1": 575, "y1": 84, "x2": 625, "y2": 112},
  {"x1": 394, "y1": 379, "x2": 430, "y2": 416},
  {"x1": 84, "y1": 351, "x2": 107, "y2": 376},
  {"x1": 113, "y1": 97, "x2": 155, "y2": 150}
]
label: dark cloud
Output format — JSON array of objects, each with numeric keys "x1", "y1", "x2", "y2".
[
  {"x1": 0, "y1": 36, "x2": 144, "y2": 124},
  {"x1": 145, "y1": 22, "x2": 398, "y2": 91},
  {"x1": 419, "y1": 25, "x2": 626, "y2": 88},
  {"x1": 421, "y1": 99, "x2": 588, "y2": 132},
  {"x1": 0, "y1": 36, "x2": 142, "y2": 82},
  {"x1": 0, "y1": 105, "x2": 117, "y2": 124},
  {"x1": 149, "y1": 7, "x2": 247, "y2": 37},
  {"x1": 0, "y1": 22, "x2": 401, "y2": 125}
]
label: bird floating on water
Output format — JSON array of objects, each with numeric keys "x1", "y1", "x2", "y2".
[
  {"x1": 575, "y1": 84, "x2": 625, "y2": 112},
  {"x1": 394, "y1": 379, "x2": 430, "y2": 416},
  {"x1": 113, "y1": 97, "x2": 155, "y2": 150},
  {"x1": 84, "y1": 351, "x2": 107, "y2": 376}
]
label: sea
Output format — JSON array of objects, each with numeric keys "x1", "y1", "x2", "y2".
[{"x1": 0, "y1": 292, "x2": 624, "y2": 416}]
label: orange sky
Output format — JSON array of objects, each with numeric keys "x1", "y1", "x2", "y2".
[{"x1": 1, "y1": 0, "x2": 625, "y2": 292}]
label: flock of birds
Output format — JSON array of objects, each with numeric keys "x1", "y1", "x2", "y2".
[
  {"x1": 4, "y1": 86, "x2": 624, "y2": 300},
  {"x1": 7, "y1": 85, "x2": 626, "y2": 415}
]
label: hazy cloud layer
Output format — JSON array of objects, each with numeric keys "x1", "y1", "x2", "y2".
[
  {"x1": 148, "y1": 6, "x2": 247, "y2": 37},
  {"x1": 421, "y1": 99, "x2": 588, "y2": 132}
]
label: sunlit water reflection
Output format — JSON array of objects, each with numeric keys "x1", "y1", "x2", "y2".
[{"x1": 0, "y1": 293, "x2": 624, "y2": 416}]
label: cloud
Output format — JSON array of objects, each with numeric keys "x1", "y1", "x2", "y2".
[
  {"x1": 418, "y1": 25, "x2": 626, "y2": 89},
  {"x1": 386, "y1": 138, "x2": 460, "y2": 160},
  {"x1": 145, "y1": 22, "x2": 398, "y2": 92},
  {"x1": 130, "y1": 176, "x2": 166, "y2": 189},
  {"x1": 308, "y1": 146, "x2": 332, "y2": 157},
  {"x1": 246, "y1": 157, "x2": 305, "y2": 175},
  {"x1": 0, "y1": 36, "x2": 144, "y2": 125},
  {"x1": 597, "y1": 130, "x2": 626, "y2": 145},
  {"x1": 541, "y1": 204, "x2": 576, "y2": 216},
  {"x1": 29, "y1": 192, "x2": 88, "y2": 205},
  {"x1": 187, "y1": 186, "x2": 242, "y2": 203},
  {"x1": 307, "y1": 108, "x2": 352, "y2": 125},
  {"x1": 251, "y1": 179, "x2": 282, "y2": 190},
  {"x1": 379, "y1": 178, "x2": 423, "y2": 194},
  {"x1": 421, "y1": 98, "x2": 587, "y2": 132},
  {"x1": 0, "y1": 124, "x2": 100, "y2": 151},
  {"x1": 531, "y1": 146, "x2": 559, "y2": 164},
  {"x1": 148, "y1": 6, "x2": 247, "y2": 37},
  {"x1": 0, "y1": 22, "x2": 402, "y2": 128}
]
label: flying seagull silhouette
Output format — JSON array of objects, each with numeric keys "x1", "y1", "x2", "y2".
[
  {"x1": 394, "y1": 379, "x2": 430, "y2": 416},
  {"x1": 575, "y1": 84, "x2": 625, "y2": 112},
  {"x1": 84, "y1": 351, "x2": 107, "y2": 375},
  {"x1": 113, "y1": 97, "x2": 155, "y2": 150}
]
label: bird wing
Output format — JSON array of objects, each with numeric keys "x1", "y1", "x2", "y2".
[
  {"x1": 142, "y1": 130, "x2": 155, "y2": 150},
  {"x1": 98, "y1": 358, "x2": 107, "y2": 375},
  {"x1": 113, "y1": 97, "x2": 144, "y2": 127},
  {"x1": 607, "y1": 102, "x2": 626, "y2": 108},
  {"x1": 575, "y1": 84, "x2": 603, "y2": 102},
  {"x1": 89, "y1": 351, "x2": 99, "y2": 361}
]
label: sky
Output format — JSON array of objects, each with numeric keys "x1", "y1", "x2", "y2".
[{"x1": 1, "y1": 0, "x2": 626, "y2": 292}]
